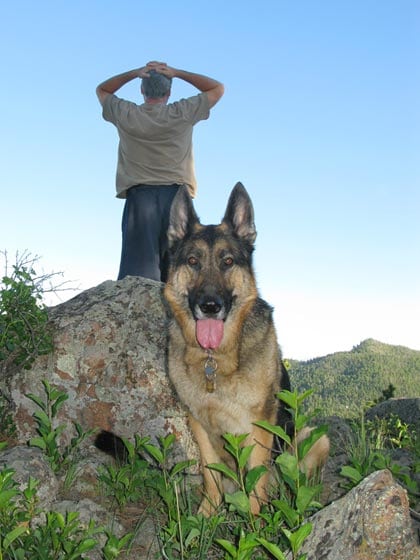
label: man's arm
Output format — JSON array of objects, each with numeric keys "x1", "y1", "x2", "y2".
[
  {"x1": 96, "y1": 66, "x2": 151, "y2": 106},
  {"x1": 148, "y1": 62, "x2": 224, "y2": 109}
]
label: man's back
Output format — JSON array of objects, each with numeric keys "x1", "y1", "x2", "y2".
[{"x1": 102, "y1": 92, "x2": 210, "y2": 198}]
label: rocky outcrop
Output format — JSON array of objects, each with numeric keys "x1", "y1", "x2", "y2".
[
  {"x1": 1, "y1": 277, "x2": 419, "y2": 559},
  {"x1": 7, "y1": 276, "x2": 198, "y2": 465},
  {"x1": 293, "y1": 469, "x2": 419, "y2": 560},
  {"x1": 366, "y1": 398, "x2": 420, "y2": 433}
]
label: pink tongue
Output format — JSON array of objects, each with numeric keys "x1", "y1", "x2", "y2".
[{"x1": 196, "y1": 319, "x2": 224, "y2": 349}]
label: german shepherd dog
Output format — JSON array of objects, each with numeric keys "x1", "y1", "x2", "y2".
[{"x1": 164, "y1": 183, "x2": 329, "y2": 515}]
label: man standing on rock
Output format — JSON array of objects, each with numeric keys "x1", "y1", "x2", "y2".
[{"x1": 96, "y1": 61, "x2": 224, "y2": 282}]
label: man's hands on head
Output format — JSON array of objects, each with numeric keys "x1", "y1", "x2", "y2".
[
  {"x1": 97, "y1": 63, "x2": 223, "y2": 109},
  {"x1": 144, "y1": 61, "x2": 177, "y2": 78}
]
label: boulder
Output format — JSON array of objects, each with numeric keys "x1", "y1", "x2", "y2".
[
  {"x1": 294, "y1": 469, "x2": 420, "y2": 560},
  {"x1": 7, "y1": 277, "x2": 197, "y2": 465},
  {"x1": 366, "y1": 398, "x2": 420, "y2": 433}
]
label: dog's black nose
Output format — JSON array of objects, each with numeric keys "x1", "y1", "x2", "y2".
[{"x1": 199, "y1": 299, "x2": 222, "y2": 315}]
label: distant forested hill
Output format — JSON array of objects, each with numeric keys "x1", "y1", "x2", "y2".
[{"x1": 287, "y1": 339, "x2": 420, "y2": 418}]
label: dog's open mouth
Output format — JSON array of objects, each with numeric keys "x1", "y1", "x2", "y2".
[{"x1": 196, "y1": 318, "x2": 224, "y2": 350}]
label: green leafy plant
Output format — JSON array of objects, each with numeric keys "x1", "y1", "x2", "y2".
[
  {"x1": 257, "y1": 390, "x2": 326, "y2": 558},
  {"x1": 0, "y1": 467, "x2": 133, "y2": 560},
  {"x1": 23, "y1": 511, "x2": 100, "y2": 559},
  {"x1": 369, "y1": 413, "x2": 416, "y2": 450},
  {"x1": 0, "y1": 252, "x2": 55, "y2": 374},
  {"x1": 98, "y1": 434, "x2": 156, "y2": 509},
  {"x1": 27, "y1": 380, "x2": 95, "y2": 486},
  {"x1": 340, "y1": 410, "x2": 419, "y2": 510},
  {"x1": 102, "y1": 531, "x2": 134, "y2": 560},
  {"x1": 207, "y1": 433, "x2": 268, "y2": 524},
  {"x1": 98, "y1": 433, "x2": 210, "y2": 558},
  {"x1": 203, "y1": 390, "x2": 326, "y2": 559},
  {"x1": 0, "y1": 469, "x2": 40, "y2": 557},
  {"x1": 256, "y1": 390, "x2": 326, "y2": 520},
  {"x1": 340, "y1": 411, "x2": 386, "y2": 488}
]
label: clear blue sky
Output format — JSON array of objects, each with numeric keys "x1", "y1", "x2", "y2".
[{"x1": 1, "y1": 1, "x2": 419, "y2": 359}]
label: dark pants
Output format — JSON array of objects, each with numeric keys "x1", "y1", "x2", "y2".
[{"x1": 117, "y1": 184, "x2": 180, "y2": 282}]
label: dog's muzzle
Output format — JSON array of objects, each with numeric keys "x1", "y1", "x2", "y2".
[{"x1": 190, "y1": 292, "x2": 232, "y2": 350}]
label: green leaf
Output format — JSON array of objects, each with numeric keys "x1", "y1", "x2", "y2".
[
  {"x1": 41, "y1": 379, "x2": 52, "y2": 395},
  {"x1": 297, "y1": 389, "x2": 314, "y2": 405},
  {"x1": 26, "y1": 393, "x2": 46, "y2": 411},
  {"x1": 216, "y1": 538, "x2": 237, "y2": 556},
  {"x1": 256, "y1": 537, "x2": 287, "y2": 559},
  {"x1": 28, "y1": 436, "x2": 47, "y2": 450},
  {"x1": 71, "y1": 538, "x2": 98, "y2": 556},
  {"x1": 170, "y1": 459, "x2": 196, "y2": 478},
  {"x1": 225, "y1": 490, "x2": 250, "y2": 514},
  {"x1": 272, "y1": 499, "x2": 300, "y2": 528},
  {"x1": 245, "y1": 465, "x2": 268, "y2": 494},
  {"x1": 277, "y1": 390, "x2": 298, "y2": 410},
  {"x1": 184, "y1": 527, "x2": 201, "y2": 548},
  {"x1": 285, "y1": 522, "x2": 312, "y2": 555},
  {"x1": 238, "y1": 444, "x2": 255, "y2": 469},
  {"x1": 3, "y1": 526, "x2": 29, "y2": 549},
  {"x1": 296, "y1": 485, "x2": 320, "y2": 515},
  {"x1": 52, "y1": 511, "x2": 66, "y2": 529},
  {"x1": 223, "y1": 433, "x2": 248, "y2": 449},
  {"x1": 121, "y1": 437, "x2": 136, "y2": 461},
  {"x1": 297, "y1": 425, "x2": 328, "y2": 461},
  {"x1": 0, "y1": 488, "x2": 19, "y2": 507},
  {"x1": 33, "y1": 409, "x2": 51, "y2": 429},
  {"x1": 51, "y1": 392, "x2": 69, "y2": 417},
  {"x1": 206, "y1": 462, "x2": 238, "y2": 484},
  {"x1": 253, "y1": 420, "x2": 292, "y2": 446},
  {"x1": 340, "y1": 465, "x2": 363, "y2": 484},
  {"x1": 275, "y1": 452, "x2": 299, "y2": 480},
  {"x1": 295, "y1": 413, "x2": 310, "y2": 432},
  {"x1": 143, "y1": 442, "x2": 164, "y2": 464},
  {"x1": 160, "y1": 433, "x2": 176, "y2": 451}
]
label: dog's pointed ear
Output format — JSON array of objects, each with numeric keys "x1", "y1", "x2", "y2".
[
  {"x1": 222, "y1": 182, "x2": 257, "y2": 244},
  {"x1": 167, "y1": 186, "x2": 200, "y2": 247}
]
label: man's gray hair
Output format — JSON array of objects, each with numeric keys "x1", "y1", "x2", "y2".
[{"x1": 142, "y1": 69, "x2": 172, "y2": 99}]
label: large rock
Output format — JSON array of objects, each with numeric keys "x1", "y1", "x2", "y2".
[
  {"x1": 294, "y1": 469, "x2": 420, "y2": 560},
  {"x1": 366, "y1": 398, "x2": 420, "y2": 432},
  {"x1": 8, "y1": 276, "x2": 197, "y2": 464}
]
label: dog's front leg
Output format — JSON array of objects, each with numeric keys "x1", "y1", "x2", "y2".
[
  {"x1": 247, "y1": 425, "x2": 274, "y2": 515},
  {"x1": 189, "y1": 415, "x2": 223, "y2": 516}
]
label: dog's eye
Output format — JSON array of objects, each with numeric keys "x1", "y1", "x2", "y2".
[
  {"x1": 223, "y1": 257, "x2": 234, "y2": 267},
  {"x1": 187, "y1": 256, "x2": 198, "y2": 266}
]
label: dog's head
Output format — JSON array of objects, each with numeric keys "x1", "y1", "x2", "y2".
[{"x1": 164, "y1": 182, "x2": 258, "y2": 350}]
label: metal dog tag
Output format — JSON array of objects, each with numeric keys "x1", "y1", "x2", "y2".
[{"x1": 204, "y1": 353, "x2": 218, "y2": 393}]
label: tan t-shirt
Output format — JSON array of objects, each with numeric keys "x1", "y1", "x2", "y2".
[{"x1": 103, "y1": 93, "x2": 210, "y2": 198}]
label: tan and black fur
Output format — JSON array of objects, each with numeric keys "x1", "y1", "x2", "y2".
[{"x1": 164, "y1": 183, "x2": 329, "y2": 515}]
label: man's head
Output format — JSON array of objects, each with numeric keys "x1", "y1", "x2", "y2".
[{"x1": 141, "y1": 69, "x2": 172, "y2": 102}]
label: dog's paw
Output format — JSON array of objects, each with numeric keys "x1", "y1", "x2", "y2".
[{"x1": 249, "y1": 494, "x2": 262, "y2": 516}]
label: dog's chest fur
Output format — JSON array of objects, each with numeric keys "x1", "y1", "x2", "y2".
[{"x1": 167, "y1": 300, "x2": 281, "y2": 455}]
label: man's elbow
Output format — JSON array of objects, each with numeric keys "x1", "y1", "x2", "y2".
[
  {"x1": 207, "y1": 83, "x2": 225, "y2": 109},
  {"x1": 96, "y1": 86, "x2": 109, "y2": 106}
]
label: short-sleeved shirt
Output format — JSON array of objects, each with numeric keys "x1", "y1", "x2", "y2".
[{"x1": 102, "y1": 92, "x2": 210, "y2": 198}]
